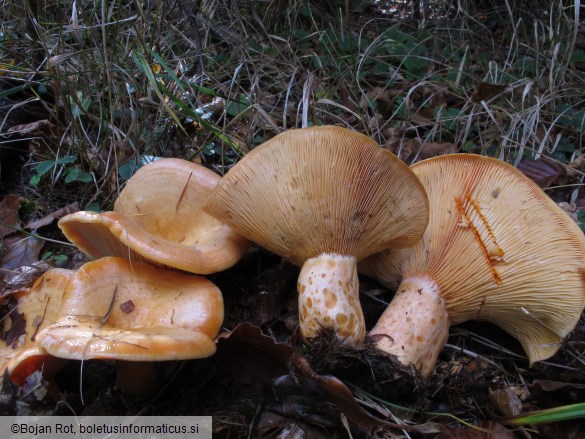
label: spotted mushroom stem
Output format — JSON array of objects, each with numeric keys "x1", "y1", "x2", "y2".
[
  {"x1": 370, "y1": 276, "x2": 450, "y2": 378},
  {"x1": 297, "y1": 253, "x2": 365, "y2": 345}
]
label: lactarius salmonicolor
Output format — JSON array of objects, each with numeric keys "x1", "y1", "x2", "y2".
[
  {"x1": 58, "y1": 158, "x2": 249, "y2": 275},
  {"x1": 35, "y1": 257, "x2": 224, "y2": 395},
  {"x1": 360, "y1": 154, "x2": 585, "y2": 377},
  {"x1": 1, "y1": 269, "x2": 72, "y2": 386},
  {"x1": 204, "y1": 126, "x2": 429, "y2": 345}
]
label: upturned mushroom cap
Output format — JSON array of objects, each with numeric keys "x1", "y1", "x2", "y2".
[
  {"x1": 58, "y1": 158, "x2": 249, "y2": 274},
  {"x1": 35, "y1": 257, "x2": 224, "y2": 361},
  {"x1": 361, "y1": 154, "x2": 585, "y2": 376},
  {"x1": 205, "y1": 126, "x2": 428, "y2": 264},
  {"x1": 2, "y1": 269, "x2": 72, "y2": 385},
  {"x1": 204, "y1": 126, "x2": 429, "y2": 344}
]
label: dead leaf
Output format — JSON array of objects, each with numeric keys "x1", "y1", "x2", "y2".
[
  {"x1": 24, "y1": 203, "x2": 79, "y2": 230},
  {"x1": 0, "y1": 262, "x2": 53, "y2": 298},
  {"x1": 534, "y1": 380, "x2": 585, "y2": 392},
  {"x1": 5, "y1": 299, "x2": 26, "y2": 347},
  {"x1": 567, "y1": 154, "x2": 585, "y2": 178},
  {"x1": 470, "y1": 83, "x2": 508, "y2": 103},
  {"x1": 216, "y1": 322, "x2": 294, "y2": 384},
  {"x1": 516, "y1": 157, "x2": 565, "y2": 188},
  {"x1": 20, "y1": 370, "x2": 48, "y2": 401},
  {"x1": 360, "y1": 86, "x2": 401, "y2": 117},
  {"x1": 381, "y1": 128, "x2": 404, "y2": 154},
  {"x1": 435, "y1": 420, "x2": 517, "y2": 438},
  {"x1": 411, "y1": 112, "x2": 434, "y2": 126},
  {"x1": 6, "y1": 119, "x2": 56, "y2": 137},
  {"x1": 533, "y1": 379, "x2": 585, "y2": 402},
  {"x1": 388, "y1": 138, "x2": 421, "y2": 162},
  {"x1": 292, "y1": 355, "x2": 390, "y2": 431},
  {"x1": 267, "y1": 374, "x2": 342, "y2": 429},
  {"x1": 419, "y1": 142, "x2": 458, "y2": 160},
  {"x1": 0, "y1": 195, "x2": 22, "y2": 238},
  {"x1": 0, "y1": 234, "x2": 44, "y2": 271},
  {"x1": 489, "y1": 388, "x2": 523, "y2": 417}
]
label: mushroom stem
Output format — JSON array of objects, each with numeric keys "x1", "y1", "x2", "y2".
[
  {"x1": 370, "y1": 276, "x2": 450, "y2": 377},
  {"x1": 297, "y1": 254, "x2": 365, "y2": 345}
]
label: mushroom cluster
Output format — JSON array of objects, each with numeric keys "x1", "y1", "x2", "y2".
[
  {"x1": 360, "y1": 154, "x2": 585, "y2": 377},
  {"x1": 2, "y1": 158, "x2": 248, "y2": 393},
  {"x1": 4, "y1": 128, "x2": 584, "y2": 393}
]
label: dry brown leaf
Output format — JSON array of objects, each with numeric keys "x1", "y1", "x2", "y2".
[
  {"x1": 0, "y1": 262, "x2": 53, "y2": 298},
  {"x1": 0, "y1": 234, "x2": 44, "y2": 272},
  {"x1": 516, "y1": 157, "x2": 565, "y2": 188},
  {"x1": 4, "y1": 298, "x2": 26, "y2": 347},
  {"x1": 435, "y1": 421, "x2": 517, "y2": 438},
  {"x1": 216, "y1": 322, "x2": 294, "y2": 384},
  {"x1": 470, "y1": 83, "x2": 508, "y2": 103},
  {"x1": 411, "y1": 112, "x2": 434, "y2": 126},
  {"x1": 24, "y1": 203, "x2": 79, "y2": 230},
  {"x1": 361, "y1": 86, "x2": 401, "y2": 116},
  {"x1": 419, "y1": 142, "x2": 458, "y2": 160},
  {"x1": 489, "y1": 388, "x2": 523, "y2": 417},
  {"x1": 395, "y1": 138, "x2": 421, "y2": 162},
  {"x1": 0, "y1": 195, "x2": 22, "y2": 238},
  {"x1": 6, "y1": 119, "x2": 56, "y2": 137},
  {"x1": 292, "y1": 355, "x2": 390, "y2": 431},
  {"x1": 567, "y1": 154, "x2": 585, "y2": 178},
  {"x1": 533, "y1": 379, "x2": 585, "y2": 402}
]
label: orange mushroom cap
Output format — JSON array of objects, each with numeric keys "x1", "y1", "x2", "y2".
[
  {"x1": 361, "y1": 154, "x2": 585, "y2": 377},
  {"x1": 204, "y1": 126, "x2": 429, "y2": 345},
  {"x1": 58, "y1": 158, "x2": 249, "y2": 274},
  {"x1": 36, "y1": 257, "x2": 224, "y2": 361},
  {"x1": 2, "y1": 269, "x2": 72, "y2": 386}
]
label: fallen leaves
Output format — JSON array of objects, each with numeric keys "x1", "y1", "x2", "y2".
[
  {"x1": 516, "y1": 157, "x2": 565, "y2": 188},
  {"x1": 0, "y1": 195, "x2": 78, "y2": 297},
  {"x1": 0, "y1": 195, "x2": 22, "y2": 237},
  {"x1": 216, "y1": 323, "x2": 392, "y2": 432},
  {"x1": 216, "y1": 322, "x2": 294, "y2": 384},
  {"x1": 1, "y1": 235, "x2": 44, "y2": 271}
]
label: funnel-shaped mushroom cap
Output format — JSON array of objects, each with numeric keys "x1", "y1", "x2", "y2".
[
  {"x1": 204, "y1": 126, "x2": 428, "y2": 344},
  {"x1": 58, "y1": 158, "x2": 249, "y2": 274},
  {"x1": 2, "y1": 269, "x2": 72, "y2": 385},
  {"x1": 205, "y1": 126, "x2": 428, "y2": 265},
  {"x1": 362, "y1": 154, "x2": 585, "y2": 374},
  {"x1": 36, "y1": 257, "x2": 224, "y2": 361}
]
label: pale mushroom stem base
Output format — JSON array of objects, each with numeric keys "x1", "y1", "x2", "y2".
[
  {"x1": 297, "y1": 254, "x2": 365, "y2": 345},
  {"x1": 370, "y1": 276, "x2": 450, "y2": 378}
]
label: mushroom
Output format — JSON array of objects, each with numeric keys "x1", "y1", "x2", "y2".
[
  {"x1": 204, "y1": 126, "x2": 429, "y2": 345},
  {"x1": 35, "y1": 256, "x2": 224, "y2": 395},
  {"x1": 58, "y1": 158, "x2": 249, "y2": 274},
  {"x1": 2, "y1": 269, "x2": 72, "y2": 388},
  {"x1": 360, "y1": 154, "x2": 585, "y2": 377}
]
